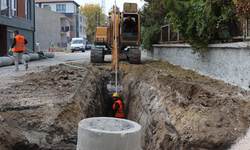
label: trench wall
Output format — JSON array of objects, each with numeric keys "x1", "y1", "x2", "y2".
[{"x1": 145, "y1": 43, "x2": 250, "y2": 90}]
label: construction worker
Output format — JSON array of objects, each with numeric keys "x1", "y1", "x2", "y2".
[
  {"x1": 123, "y1": 16, "x2": 136, "y2": 33},
  {"x1": 112, "y1": 93, "x2": 123, "y2": 118},
  {"x1": 10, "y1": 30, "x2": 28, "y2": 71}
]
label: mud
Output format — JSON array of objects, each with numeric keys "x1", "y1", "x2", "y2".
[{"x1": 0, "y1": 62, "x2": 250, "y2": 149}]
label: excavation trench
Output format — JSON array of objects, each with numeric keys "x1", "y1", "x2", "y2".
[{"x1": 1, "y1": 64, "x2": 250, "y2": 150}]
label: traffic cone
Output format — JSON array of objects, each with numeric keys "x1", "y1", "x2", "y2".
[
  {"x1": 52, "y1": 48, "x2": 54, "y2": 52},
  {"x1": 48, "y1": 46, "x2": 50, "y2": 52}
]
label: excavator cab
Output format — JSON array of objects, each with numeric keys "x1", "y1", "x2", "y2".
[{"x1": 122, "y1": 14, "x2": 139, "y2": 42}]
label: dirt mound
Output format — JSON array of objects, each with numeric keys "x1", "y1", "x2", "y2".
[
  {"x1": 0, "y1": 64, "x2": 87, "y2": 107},
  {"x1": 0, "y1": 62, "x2": 250, "y2": 149},
  {"x1": 0, "y1": 63, "x2": 105, "y2": 149},
  {"x1": 120, "y1": 64, "x2": 250, "y2": 150}
]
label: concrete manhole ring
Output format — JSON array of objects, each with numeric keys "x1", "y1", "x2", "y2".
[
  {"x1": 77, "y1": 117, "x2": 142, "y2": 150},
  {"x1": 87, "y1": 118, "x2": 134, "y2": 131}
]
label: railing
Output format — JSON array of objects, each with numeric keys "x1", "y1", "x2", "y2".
[{"x1": 160, "y1": 24, "x2": 182, "y2": 44}]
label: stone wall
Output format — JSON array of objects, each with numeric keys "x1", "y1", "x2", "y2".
[{"x1": 146, "y1": 42, "x2": 250, "y2": 90}]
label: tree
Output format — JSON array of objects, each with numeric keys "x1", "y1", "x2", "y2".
[
  {"x1": 163, "y1": 0, "x2": 239, "y2": 53},
  {"x1": 230, "y1": 0, "x2": 250, "y2": 20},
  {"x1": 141, "y1": 0, "x2": 168, "y2": 51},
  {"x1": 79, "y1": 4, "x2": 106, "y2": 42}
]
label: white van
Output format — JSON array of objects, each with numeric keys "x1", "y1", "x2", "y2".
[{"x1": 70, "y1": 38, "x2": 85, "y2": 52}]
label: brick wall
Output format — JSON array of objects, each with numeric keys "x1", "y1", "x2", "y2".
[
  {"x1": 70, "y1": 30, "x2": 75, "y2": 39},
  {"x1": 17, "y1": 0, "x2": 26, "y2": 19},
  {"x1": 68, "y1": 17, "x2": 75, "y2": 26}
]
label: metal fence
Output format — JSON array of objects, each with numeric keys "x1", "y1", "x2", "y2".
[
  {"x1": 161, "y1": 24, "x2": 182, "y2": 44},
  {"x1": 161, "y1": 18, "x2": 250, "y2": 44}
]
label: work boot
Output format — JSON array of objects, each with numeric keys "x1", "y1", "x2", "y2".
[{"x1": 25, "y1": 64, "x2": 28, "y2": 70}]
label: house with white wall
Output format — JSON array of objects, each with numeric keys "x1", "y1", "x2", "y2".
[{"x1": 35, "y1": 0, "x2": 87, "y2": 41}]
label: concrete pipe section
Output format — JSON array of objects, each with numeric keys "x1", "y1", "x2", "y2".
[
  {"x1": 43, "y1": 52, "x2": 55, "y2": 58},
  {"x1": 8, "y1": 56, "x2": 14, "y2": 65},
  {"x1": 23, "y1": 54, "x2": 31, "y2": 62},
  {"x1": 77, "y1": 117, "x2": 142, "y2": 150},
  {"x1": 28, "y1": 53, "x2": 39, "y2": 61},
  {"x1": 0, "y1": 57, "x2": 13, "y2": 67}
]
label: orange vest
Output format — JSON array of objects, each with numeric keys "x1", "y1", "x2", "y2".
[
  {"x1": 13, "y1": 35, "x2": 25, "y2": 52},
  {"x1": 113, "y1": 100, "x2": 123, "y2": 118}
]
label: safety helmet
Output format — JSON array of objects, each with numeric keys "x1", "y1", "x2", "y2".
[{"x1": 112, "y1": 93, "x2": 119, "y2": 98}]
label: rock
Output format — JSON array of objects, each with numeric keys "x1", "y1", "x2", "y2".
[
  {"x1": 201, "y1": 101, "x2": 213, "y2": 107},
  {"x1": 237, "y1": 93, "x2": 243, "y2": 97}
]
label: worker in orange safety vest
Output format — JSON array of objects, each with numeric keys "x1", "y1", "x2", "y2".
[
  {"x1": 112, "y1": 93, "x2": 123, "y2": 118},
  {"x1": 10, "y1": 30, "x2": 28, "y2": 71}
]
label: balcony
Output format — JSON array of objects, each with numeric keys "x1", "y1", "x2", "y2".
[
  {"x1": 61, "y1": 26, "x2": 69, "y2": 34},
  {"x1": 61, "y1": 26, "x2": 69, "y2": 32}
]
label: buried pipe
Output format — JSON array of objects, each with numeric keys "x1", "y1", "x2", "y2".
[{"x1": 77, "y1": 117, "x2": 142, "y2": 150}]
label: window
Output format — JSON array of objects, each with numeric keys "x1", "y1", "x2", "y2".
[
  {"x1": 80, "y1": 26, "x2": 82, "y2": 33},
  {"x1": 25, "y1": 0, "x2": 31, "y2": 20},
  {"x1": 12, "y1": 0, "x2": 17, "y2": 17},
  {"x1": 1, "y1": 0, "x2": 10, "y2": 17},
  {"x1": 56, "y1": 4, "x2": 66, "y2": 13}
]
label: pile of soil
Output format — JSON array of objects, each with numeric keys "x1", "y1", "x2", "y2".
[
  {"x1": 0, "y1": 64, "x2": 87, "y2": 107},
  {"x1": 120, "y1": 64, "x2": 250, "y2": 150}
]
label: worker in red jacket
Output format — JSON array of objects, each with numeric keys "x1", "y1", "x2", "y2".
[
  {"x1": 112, "y1": 93, "x2": 123, "y2": 118},
  {"x1": 123, "y1": 16, "x2": 136, "y2": 32}
]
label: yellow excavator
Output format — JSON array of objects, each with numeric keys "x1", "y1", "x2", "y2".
[
  {"x1": 91, "y1": 3, "x2": 141, "y2": 71},
  {"x1": 91, "y1": 3, "x2": 141, "y2": 111}
]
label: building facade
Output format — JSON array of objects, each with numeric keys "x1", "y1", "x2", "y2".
[
  {"x1": 35, "y1": 0, "x2": 86, "y2": 41},
  {"x1": 78, "y1": 12, "x2": 87, "y2": 39},
  {"x1": 0, "y1": 0, "x2": 35, "y2": 56},
  {"x1": 35, "y1": 6, "x2": 70, "y2": 50}
]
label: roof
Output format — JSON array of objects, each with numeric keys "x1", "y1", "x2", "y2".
[{"x1": 35, "y1": 0, "x2": 79, "y2": 6}]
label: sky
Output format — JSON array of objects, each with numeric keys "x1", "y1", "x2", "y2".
[{"x1": 75, "y1": 0, "x2": 146, "y2": 15}]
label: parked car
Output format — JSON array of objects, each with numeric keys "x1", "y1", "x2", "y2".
[
  {"x1": 70, "y1": 38, "x2": 85, "y2": 52},
  {"x1": 85, "y1": 45, "x2": 91, "y2": 50}
]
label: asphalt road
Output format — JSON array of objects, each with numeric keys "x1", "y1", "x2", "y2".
[
  {"x1": 0, "y1": 50, "x2": 91, "y2": 79},
  {"x1": 0, "y1": 50, "x2": 149, "y2": 79}
]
